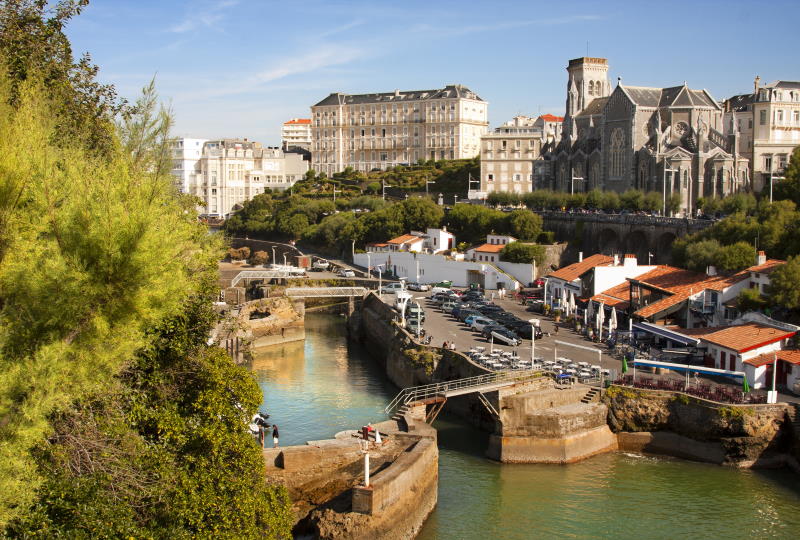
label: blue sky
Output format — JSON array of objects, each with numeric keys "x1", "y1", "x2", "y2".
[{"x1": 66, "y1": 0, "x2": 799, "y2": 145}]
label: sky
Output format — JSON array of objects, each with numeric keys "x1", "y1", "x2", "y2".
[{"x1": 66, "y1": 0, "x2": 800, "y2": 145}]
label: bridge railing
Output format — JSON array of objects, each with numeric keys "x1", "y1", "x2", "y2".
[
  {"x1": 284, "y1": 287, "x2": 367, "y2": 298},
  {"x1": 535, "y1": 210, "x2": 712, "y2": 229},
  {"x1": 384, "y1": 370, "x2": 545, "y2": 415}
]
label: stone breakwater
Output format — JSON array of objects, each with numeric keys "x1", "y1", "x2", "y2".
[
  {"x1": 263, "y1": 416, "x2": 438, "y2": 540},
  {"x1": 241, "y1": 296, "x2": 305, "y2": 348},
  {"x1": 603, "y1": 385, "x2": 796, "y2": 468}
]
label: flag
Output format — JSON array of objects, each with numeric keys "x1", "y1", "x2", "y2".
[
  {"x1": 742, "y1": 374, "x2": 750, "y2": 394},
  {"x1": 621, "y1": 355, "x2": 628, "y2": 374}
]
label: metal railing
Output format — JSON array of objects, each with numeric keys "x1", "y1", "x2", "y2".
[
  {"x1": 384, "y1": 370, "x2": 544, "y2": 415},
  {"x1": 284, "y1": 287, "x2": 367, "y2": 298}
]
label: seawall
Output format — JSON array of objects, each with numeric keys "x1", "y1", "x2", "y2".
[{"x1": 264, "y1": 415, "x2": 438, "y2": 540}]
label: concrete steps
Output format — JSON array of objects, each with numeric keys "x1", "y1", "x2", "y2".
[
  {"x1": 391, "y1": 404, "x2": 410, "y2": 423},
  {"x1": 787, "y1": 403, "x2": 800, "y2": 435},
  {"x1": 581, "y1": 388, "x2": 600, "y2": 404}
]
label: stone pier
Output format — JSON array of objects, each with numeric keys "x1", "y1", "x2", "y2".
[{"x1": 487, "y1": 384, "x2": 617, "y2": 464}]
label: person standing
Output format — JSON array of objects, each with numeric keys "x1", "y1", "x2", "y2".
[{"x1": 272, "y1": 424, "x2": 279, "y2": 448}]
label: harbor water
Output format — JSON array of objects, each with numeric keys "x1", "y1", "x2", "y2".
[{"x1": 250, "y1": 314, "x2": 800, "y2": 539}]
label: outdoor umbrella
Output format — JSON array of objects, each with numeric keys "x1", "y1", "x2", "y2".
[
  {"x1": 561, "y1": 288, "x2": 568, "y2": 314},
  {"x1": 621, "y1": 354, "x2": 628, "y2": 374},
  {"x1": 597, "y1": 302, "x2": 605, "y2": 340},
  {"x1": 568, "y1": 292, "x2": 577, "y2": 319},
  {"x1": 742, "y1": 374, "x2": 750, "y2": 394},
  {"x1": 609, "y1": 306, "x2": 618, "y2": 333}
]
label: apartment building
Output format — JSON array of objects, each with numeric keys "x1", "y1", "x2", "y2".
[
  {"x1": 310, "y1": 85, "x2": 488, "y2": 176},
  {"x1": 186, "y1": 139, "x2": 308, "y2": 217},
  {"x1": 281, "y1": 118, "x2": 312, "y2": 151},
  {"x1": 723, "y1": 77, "x2": 800, "y2": 193},
  {"x1": 171, "y1": 137, "x2": 208, "y2": 192},
  {"x1": 478, "y1": 115, "x2": 562, "y2": 196}
]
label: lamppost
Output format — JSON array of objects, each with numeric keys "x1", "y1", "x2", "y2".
[
  {"x1": 663, "y1": 163, "x2": 678, "y2": 216},
  {"x1": 425, "y1": 180, "x2": 435, "y2": 196},
  {"x1": 351, "y1": 239, "x2": 355, "y2": 262},
  {"x1": 377, "y1": 265, "x2": 384, "y2": 298},
  {"x1": 271, "y1": 246, "x2": 276, "y2": 265},
  {"x1": 283, "y1": 253, "x2": 287, "y2": 266},
  {"x1": 381, "y1": 179, "x2": 387, "y2": 201},
  {"x1": 529, "y1": 318, "x2": 539, "y2": 368},
  {"x1": 570, "y1": 175, "x2": 584, "y2": 195},
  {"x1": 332, "y1": 186, "x2": 341, "y2": 205}
]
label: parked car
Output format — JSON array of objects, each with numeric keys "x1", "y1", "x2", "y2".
[
  {"x1": 480, "y1": 324, "x2": 506, "y2": 339},
  {"x1": 431, "y1": 285, "x2": 451, "y2": 295},
  {"x1": 458, "y1": 309, "x2": 480, "y2": 323},
  {"x1": 464, "y1": 313, "x2": 485, "y2": 326},
  {"x1": 338, "y1": 269, "x2": 356, "y2": 278},
  {"x1": 381, "y1": 282, "x2": 405, "y2": 294},
  {"x1": 406, "y1": 317, "x2": 422, "y2": 335},
  {"x1": 440, "y1": 300, "x2": 458, "y2": 312},
  {"x1": 407, "y1": 282, "x2": 430, "y2": 292},
  {"x1": 477, "y1": 304, "x2": 503, "y2": 314},
  {"x1": 470, "y1": 317, "x2": 496, "y2": 332},
  {"x1": 491, "y1": 329, "x2": 521, "y2": 346},
  {"x1": 407, "y1": 304, "x2": 425, "y2": 322},
  {"x1": 312, "y1": 259, "x2": 330, "y2": 270},
  {"x1": 461, "y1": 291, "x2": 484, "y2": 302}
]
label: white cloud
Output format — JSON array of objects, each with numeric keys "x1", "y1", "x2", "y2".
[
  {"x1": 317, "y1": 18, "x2": 365, "y2": 39},
  {"x1": 410, "y1": 14, "x2": 603, "y2": 36},
  {"x1": 170, "y1": 0, "x2": 239, "y2": 34}
]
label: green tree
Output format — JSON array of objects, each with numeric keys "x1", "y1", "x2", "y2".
[
  {"x1": 682, "y1": 239, "x2": 722, "y2": 272},
  {"x1": 397, "y1": 197, "x2": 444, "y2": 231},
  {"x1": 499, "y1": 242, "x2": 546, "y2": 266},
  {"x1": 506, "y1": 209, "x2": 543, "y2": 241},
  {"x1": 768, "y1": 256, "x2": 800, "y2": 309},
  {"x1": 249, "y1": 250, "x2": 269, "y2": 265},
  {"x1": 446, "y1": 204, "x2": 503, "y2": 244},
  {"x1": 643, "y1": 191, "x2": 662, "y2": 213},
  {"x1": 285, "y1": 213, "x2": 310, "y2": 240},
  {"x1": 716, "y1": 241, "x2": 755, "y2": 272},
  {"x1": 620, "y1": 189, "x2": 645, "y2": 211},
  {"x1": 772, "y1": 147, "x2": 800, "y2": 205},
  {"x1": 737, "y1": 287, "x2": 768, "y2": 312}
]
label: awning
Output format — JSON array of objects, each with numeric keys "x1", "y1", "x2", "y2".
[
  {"x1": 633, "y1": 322, "x2": 700, "y2": 347},
  {"x1": 632, "y1": 359, "x2": 744, "y2": 379}
]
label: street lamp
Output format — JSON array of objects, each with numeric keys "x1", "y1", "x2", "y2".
[
  {"x1": 271, "y1": 246, "x2": 276, "y2": 265},
  {"x1": 426, "y1": 180, "x2": 435, "y2": 196},
  {"x1": 283, "y1": 253, "x2": 287, "y2": 266},
  {"x1": 570, "y1": 175, "x2": 584, "y2": 195},
  {"x1": 663, "y1": 164, "x2": 678, "y2": 216},
  {"x1": 529, "y1": 318, "x2": 539, "y2": 368}
]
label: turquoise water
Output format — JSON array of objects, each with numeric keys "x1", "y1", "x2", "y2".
[{"x1": 250, "y1": 314, "x2": 800, "y2": 539}]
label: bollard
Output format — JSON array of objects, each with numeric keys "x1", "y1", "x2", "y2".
[{"x1": 364, "y1": 451, "x2": 370, "y2": 487}]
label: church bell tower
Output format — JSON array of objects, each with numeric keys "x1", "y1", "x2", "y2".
[{"x1": 563, "y1": 57, "x2": 610, "y2": 139}]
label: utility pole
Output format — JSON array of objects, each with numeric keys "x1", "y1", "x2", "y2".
[
  {"x1": 426, "y1": 180, "x2": 435, "y2": 196},
  {"x1": 663, "y1": 162, "x2": 678, "y2": 216},
  {"x1": 382, "y1": 179, "x2": 386, "y2": 201}
]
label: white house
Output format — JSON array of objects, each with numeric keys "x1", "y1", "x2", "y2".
[
  {"x1": 467, "y1": 234, "x2": 518, "y2": 263},
  {"x1": 355, "y1": 251, "x2": 521, "y2": 290},
  {"x1": 369, "y1": 227, "x2": 455, "y2": 255}
]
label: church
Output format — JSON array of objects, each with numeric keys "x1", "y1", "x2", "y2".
[{"x1": 545, "y1": 57, "x2": 750, "y2": 215}]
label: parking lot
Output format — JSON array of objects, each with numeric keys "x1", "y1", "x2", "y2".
[{"x1": 382, "y1": 288, "x2": 624, "y2": 379}]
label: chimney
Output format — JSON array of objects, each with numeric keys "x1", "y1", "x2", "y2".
[
  {"x1": 706, "y1": 265, "x2": 717, "y2": 277},
  {"x1": 578, "y1": 252, "x2": 583, "y2": 263},
  {"x1": 623, "y1": 254, "x2": 637, "y2": 267},
  {"x1": 756, "y1": 250, "x2": 766, "y2": 266},
  {"x1": 754, "y1": 75, "x2": 761, "y2": 95},
  {"x1": 613, "y1": 254, "x2": 619, "y2": 266}
]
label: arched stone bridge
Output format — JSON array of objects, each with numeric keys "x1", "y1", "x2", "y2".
[{"x1": 538, "y1": 212, "x2": 714, "y2": 264}]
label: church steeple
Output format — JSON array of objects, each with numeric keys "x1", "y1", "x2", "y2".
[{"x1": 563, "y1": 57, "x2": 609, "y2": 139}]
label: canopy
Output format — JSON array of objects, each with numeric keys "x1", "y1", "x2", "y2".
[
  {"x1": 632, "y1": 359, "x2": 744, "y2": 379},
  {"x1": 633, "y1": 322, "x2": 701, "y2": 347}
]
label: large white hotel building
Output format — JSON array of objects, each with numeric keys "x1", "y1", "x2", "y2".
[{"x1": 310, "y1": 85, "x2": 488, "y2": 176}]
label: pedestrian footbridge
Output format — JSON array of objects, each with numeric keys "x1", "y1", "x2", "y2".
[
  {"x1": 385, "y1": 371, "x2": 545, "y2": 423},
  {"x1": 284, "y1": 287, "x2": 367, "y2": 298},
  {"x1": 230, "y1": 270, "x2": 305, "y2": 287}
]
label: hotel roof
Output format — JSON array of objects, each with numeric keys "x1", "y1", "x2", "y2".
[
  {"x1": 548, "y1": 254, "x2": 614, "y2": 282},
  {"x1": 679, "y1": 323, "x2": 796, "y2": 353},
  {"x1": 284, "y1": 118, "x2": 311, "y2": 125},
  {"x1": 314, "y1": 85, "x2": 484, "y2": 107}
]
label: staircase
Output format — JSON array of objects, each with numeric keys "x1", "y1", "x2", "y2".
[
  {"x1": 788, "y1": 403, "x2": 800, "y2": 436},
  {"x1": 391, "y1": 404, "x2": 410, "y2": 423},
  {"x1": 581, "y1": 387, "x2": 601, "y2": 404}
]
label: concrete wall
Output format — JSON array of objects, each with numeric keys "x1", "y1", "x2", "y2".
[{"x1": 354, "y1": 251, "x2": 525, "y2": 290}]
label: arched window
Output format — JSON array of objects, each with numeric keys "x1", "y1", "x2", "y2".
[
  {"x1": 588, "y1": 81, "x2": 594, "y2": 96},
  {"x1": 610, "y1": 128, "x2": 624, "y2": 177}
]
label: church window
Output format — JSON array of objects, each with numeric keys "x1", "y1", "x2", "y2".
[
  {"x1": 588, "y1": 81, "x2": 594, "y2": 96},
  {"x1": 760, "y1": 110, "x2": 767, "y2": 125},
  {"x1": 610, "y1": 128, "x2": 625, "y2": 177}
]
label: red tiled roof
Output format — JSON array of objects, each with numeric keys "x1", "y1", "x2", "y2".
[
  {"x1": 284, "y1": 118, "x2": 311, "y2": 125},
  {"x1": 631, "y1": 266, "x2": 749, "y2": 318},
  {"x1": 746, "y1": 259, "x2": 785, "y2": 275},
  {"x1": 746, "y1": 350, "x2": 800, "y2": 367},
  {"x1": 367, "y1": 242, "x2": 388, "y2": 247},
  {"x1": 539, "y1": 114, "x2": 564, "y2": 122},
  {"x1": 678, "y1": 323, "x2": 795, "y2": 353},
  {"x1": 473, "y1": 243, "x2": 505, "y2": 253},
  {"x1": 387, "y1": 234, "x2": 422, "y2": 245},
  {"x1": 590, "y1": 280, "x2": 631, "y2": 310},
  {"x1": 548, "y1": 254, "x2": 613, "y2": 282}
]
